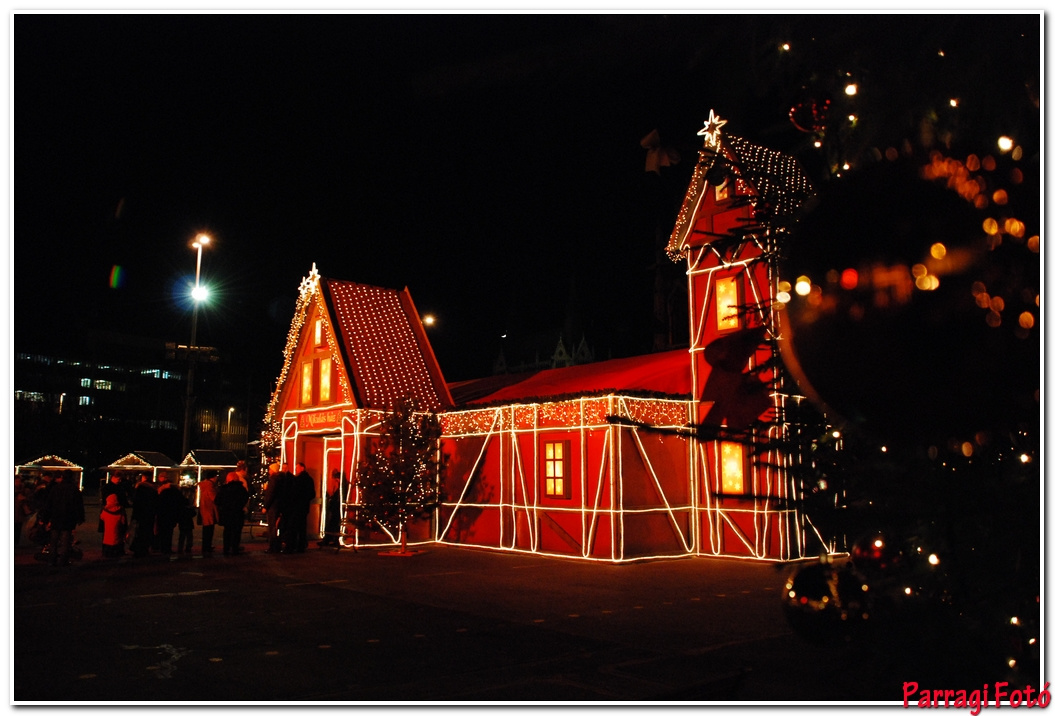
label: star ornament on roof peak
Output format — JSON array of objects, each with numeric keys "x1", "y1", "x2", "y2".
[
  {"x1": 299, "y1": 262, "x2": 321, "y2": 298},
  {"x1": 697, "y1": 109, "x2": 728, "y2": 148}
]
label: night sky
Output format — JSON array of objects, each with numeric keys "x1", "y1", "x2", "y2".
[{"x1": 14, "y1": 13, "x2": 1041, "y2": 384}]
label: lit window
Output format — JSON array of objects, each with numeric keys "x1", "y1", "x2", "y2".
[
  {"x1": 80, "y1": 378, "x2": 91, "y2": 388},
  {"x1": 314, "y1": 319, "x2": 323, "y2": 346},
  {"x1": 543, "y1": 440, "x2": 571, "y2": 498},
  {"x1": 301, "y1": 362, "x2": 313, "y2": 405},
  {"x1": 79, "y1": 396, "x2": 91, "y2": 406},
  {"x1": 319, "y1": 357, "x2": 332, "y2": 403},
  {"x1": 94, "y1": 380, "x2": 112, "y2": 391},
  {"x1": 720, "y1": 441, "x2": 744, "y2": 494},
  {"x1": 715, "y1": 275, "x2": 741, "y2": 330},
  {"x1": 715, "y1": 179, "x2": 730, "y2": 202}
]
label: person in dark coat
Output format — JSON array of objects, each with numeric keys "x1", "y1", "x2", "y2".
[
  {"x1": 29, "y1": 472, "x2": 53, "y2": 514},
  {"x1": 130, "y1": 474, "x2": 157, "y2": 558},
  {"x1": 154, "y1": 475, "x2": 182, "y2": 555},
  {"x1": 274, "y1": 463, "x2": 297, "y2": 552},
  {"x1": 318, "y1": 469, "x2": 343, "y2": 547},
  {"x1": 261, "y1": 462, "x2": 286, "y2": 554},
  {"x1": 176, "y1": 489, "x2": 196, "y2": 555},
  {"x1": 216, "y1": 473, "x2": 249, "y2": 556},
  {"x1": 40, "y1": 472, "x2": 84, "y2": 566},
  {"x1": 100, "y1": 474, "x2": 131, "y2": 508},
  {"x1": 284, "y1": 463, "x2": 316, "y2": 553},
  {"x1": 15, "y1": 480, "x2": 31, "y2": 546}
]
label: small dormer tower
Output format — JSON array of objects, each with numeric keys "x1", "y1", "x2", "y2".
[{"x1": 667, "y1": 111, "x2": 814, "y2": 559}]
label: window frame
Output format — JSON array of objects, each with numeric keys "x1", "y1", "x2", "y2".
[
  {"x1": 319, "y1": 356, "x2": 332, "y2": 403},
  {"x1": 718, "y1": 440, "x2": 746, "y2": 495},
  {"x1": 714, "y1": 274, "x2": 742, "y2": 333},
  {"x1": 301, "y1": 361, "x2": 313, "y2": 406},
  {"x1": 542, "y1": 439, "x2": 572, "y2": 500}
]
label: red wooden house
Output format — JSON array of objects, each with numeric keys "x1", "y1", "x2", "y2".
[
  {"x1": 261, "y1": 265, "x2": 453, "y2": 542},
  {"x1": 264, "y1": 112, "x2": 827, "y2": 561}
]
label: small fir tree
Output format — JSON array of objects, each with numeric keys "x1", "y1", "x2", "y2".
[{"x1": 354, "y1": 397, "x2": 444, "y2": 553}]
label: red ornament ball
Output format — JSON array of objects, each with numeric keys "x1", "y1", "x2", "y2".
[{"x1": 789, "y1": 98, "x2": 831, "y2": 134}]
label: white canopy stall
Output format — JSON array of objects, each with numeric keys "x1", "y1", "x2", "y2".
[{"x1": 15, "y1": 455, "x2": 84, "y2": 491}]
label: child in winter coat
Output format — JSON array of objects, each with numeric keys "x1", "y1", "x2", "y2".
[{"x1": 99, "y1": 493, "x2": 128, "y2": 558}]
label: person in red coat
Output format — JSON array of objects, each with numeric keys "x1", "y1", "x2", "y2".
[
  {"x1": 99, "y1": 493, "x2": 127, "y2": 559},
  {"x1": 197, "y1": 472, "x2": 220, "y2": 554}
]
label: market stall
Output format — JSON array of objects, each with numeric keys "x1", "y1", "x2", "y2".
[{"x1": 15, "y1": 455, "x2": 84, "y2": 491}]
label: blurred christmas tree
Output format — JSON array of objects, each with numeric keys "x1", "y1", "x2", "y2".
[
  {"x1": 645, "y1": 14, "x2": 1042, "y2": 694},
  {"x1": 754, "y1": 16, "x2": 1041, "y2": 692}
]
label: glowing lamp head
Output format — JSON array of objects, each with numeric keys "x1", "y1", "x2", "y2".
[
  {"x1": 193, "y1": 233, "x2": 211, "y2": 249},
  {"x1": 422, "y1": 314, "x2": 436, "y2": 326},
  {"x1": 191, "y1": 284, "x2": 209, "y2": 302}
]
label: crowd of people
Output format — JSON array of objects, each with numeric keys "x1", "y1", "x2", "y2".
[
  {"x1": 15, "y1": 470, "x2": 85, "y2": 566},
  {"x1": 15, "y1": 461, "x2": 336, "y2": 564}
]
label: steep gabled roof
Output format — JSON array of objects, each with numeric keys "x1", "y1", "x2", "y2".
[
  {"x1": 449, "y1": 349, "x2": 691, "y2": 406},
  {"x1": 105, "y1": 451, "x2": 177, "y2": 469},
  {"x1": 180, "y1": 450, "x2": 241, "y2": 469},
  {"x1": 322, "y1": 278, "x2": 453, "y2": 411},
  {"x1": 667, "y1": 111, "x2": 813, "y2": 257},
  {"x1": 15, "y1": 455, "x2": 83, "y2": 471},
  {"x1": 263, "y1": 265, "x2": 453, "y2": 443}
]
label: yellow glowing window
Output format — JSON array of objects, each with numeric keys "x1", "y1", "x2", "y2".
[
  {"x1": 314, "y1": 319, "x2": 323, "y2": 346},
  {"x1": 720, "y1": 441, "x2": 745, "y2": 494},
  {"x1": 301, "y1": 362, "x2": 313, "y2": 406},
  {"x1": 319, "y1": 357, "x2": 332, "y2": 403},
  {"x1": 716, "y1": 276, "x2": 741, "y2": 330},
  {"x1": 544, "y1": 440, "x2": 571, "y2": 498}
]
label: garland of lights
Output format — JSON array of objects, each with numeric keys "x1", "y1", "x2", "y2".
[
  {"x1": 262, "y1": 264, "x2": 321, "y2": 453},
  {"x1": 15, "y1": 455, "x2": 83, "y2": 469},
  {"x1": 439, "y1": 395, "x2": 690, "y2": 438},
  {"x1": 921, "y1": 150, "x2": 1038, "y2": 336}
]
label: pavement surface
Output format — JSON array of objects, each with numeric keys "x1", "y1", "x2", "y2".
[{"x1": 11, "y1": 498, "x2": 936, "y2": 705}]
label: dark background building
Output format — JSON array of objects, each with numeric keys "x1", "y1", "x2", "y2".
[{"x1": 14, "y1": 328, "x2": 260, "y2": 481}]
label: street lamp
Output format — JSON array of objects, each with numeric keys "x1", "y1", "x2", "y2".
[
  {"x1": 227, "y1": 406, "x2": 235, "y2": 434},
  {"x1": 189, "y1": 234, "x2": 211, "y2": 346},
  {"x1": 181, "y1": 233, "x2": 211, "y2": 458}
]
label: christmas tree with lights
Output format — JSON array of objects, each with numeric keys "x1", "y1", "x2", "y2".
[{"x1": 353, "y1": 397, "x2": 445, "y2": 554}]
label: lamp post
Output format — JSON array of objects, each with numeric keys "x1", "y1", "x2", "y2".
[{"x1": 181, "y1": 233, "x2": 210, "y2": 459}]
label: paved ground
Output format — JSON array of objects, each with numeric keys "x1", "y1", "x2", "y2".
[{"x1": 11, "y1": 500, "x2": 942, "y2": 705}]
